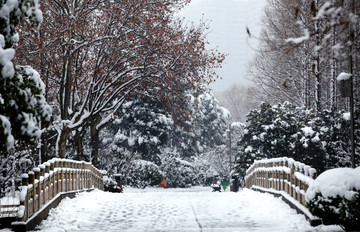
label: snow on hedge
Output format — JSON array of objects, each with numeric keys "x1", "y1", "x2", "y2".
[{"x1": 306, "y1": 167, "x2": 360, "y2": 201}]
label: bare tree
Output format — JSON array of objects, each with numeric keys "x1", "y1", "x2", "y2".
[
  {"x1": 16, "y1": 0, "x2": 225, "y2": 163},
  {"x1": 248, "y1": 0, "x2": 360, "y2": 112}
]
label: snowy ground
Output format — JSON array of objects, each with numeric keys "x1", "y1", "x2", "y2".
[{"x1": 3, "y1": 187, "x2": 342, "y2": 232}]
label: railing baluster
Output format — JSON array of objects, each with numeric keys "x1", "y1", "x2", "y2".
[
  {"x1": 11, "y1": 159, "x2": 104, "y2": 223},
  {"x1": 245, "y1": 157, "x2": 316, "y2": 208}
]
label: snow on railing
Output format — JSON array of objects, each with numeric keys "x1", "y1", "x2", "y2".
[
  {"x1": 245, "y1": 157, "x2": 317, "y2": 206},
  {"x1": 2, "y1": 159, "x2": 103, "y2": 222},
  {"x1": 0, "y1": 196, "x2": 19, "y2": 219}
]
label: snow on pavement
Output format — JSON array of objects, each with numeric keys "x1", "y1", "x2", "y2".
[{"x1": 30, "y1": 187, "x2": 341, "y2": 232}]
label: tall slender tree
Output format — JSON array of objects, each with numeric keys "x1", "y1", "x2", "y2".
[{"x1": 249, "y1": 0, "x2": 360, "y2": 113}]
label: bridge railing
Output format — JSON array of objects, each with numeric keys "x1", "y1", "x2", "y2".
[
  {"x1": 245, "y1": 157, "x2": 317, "y2": 206},
  {"x1": 15, "y1": 158, "x2": 103, "y2": 222}
]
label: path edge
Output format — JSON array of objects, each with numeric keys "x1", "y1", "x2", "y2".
[{"x1": 250, "y1": 186, "x2": 322, "y2": 227}]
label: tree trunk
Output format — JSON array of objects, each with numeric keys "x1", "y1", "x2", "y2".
[
  {"x1": 315, "y1": 55, "x2": 322, "y2": 112},
  {"x1": 314, "y1": 0, "x2": 322, "y2": 112},
  {"x1": 330, "y1": 23, "x2": 337, "y2": 109},
  {"x1": 57, "y1": 126, "x2": 71, "y2": 158},
  {"x1": 74, "y1": 131, "x2": 84, "y2": 161},
  {"x1": 90, "y1": 115, "x2": 101, "y2": 167}
]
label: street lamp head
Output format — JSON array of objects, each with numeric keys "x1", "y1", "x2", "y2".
[{"x1": 337, "y1": 72, "x2": 352, "y2": 98}]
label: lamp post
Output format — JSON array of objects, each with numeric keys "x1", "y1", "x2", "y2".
[
  {"x1": 337, "y1": 72, "x2": 355, "y2": 168},
  {"x1": 226, "y1": 126, "x2": 231, "y2": 190}
]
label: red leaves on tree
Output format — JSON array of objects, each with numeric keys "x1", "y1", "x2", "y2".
[{"x1": 15, "y1": 0, "x2": 225, "y2": 157}]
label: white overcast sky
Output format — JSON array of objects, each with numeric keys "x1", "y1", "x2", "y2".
[{"x1": 180, "y1": 0, "x2": 267, "y2": 92}]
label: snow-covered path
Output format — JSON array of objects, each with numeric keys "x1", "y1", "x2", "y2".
[{"x1": 32, "y1": 187, "x2": 341, "y2": 232}]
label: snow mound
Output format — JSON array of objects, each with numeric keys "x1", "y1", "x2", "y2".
[{"x1": 306, "y1": 167, "x2": 360, "y2": 201}]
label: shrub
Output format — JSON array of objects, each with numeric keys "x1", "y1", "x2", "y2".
[
  {"x1": 339, "y1": 191, "x2": 360, "y2": 231},
  {"x1": 306, "y1": 167, "x2": 360, "y2": 231},
  {"x1": 103, "y1": 176, "x2": 121, "y2": 192},
  {"x1": 160, "y1": 155, "x2": 199, "y2": 188},
  {"x1": 125, "y1": 160, "x2": 163, "y2": 188}
]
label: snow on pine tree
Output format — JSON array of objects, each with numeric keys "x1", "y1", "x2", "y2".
[
  {"x1": 100, "y1": 96, "x2": 174, "y2": 165},
  {"x1": 174, "y1": 92, "x2": 231, "y2": 183},
  {"x1": 237, "y1": 102, "x2": 326, "y2": 174},
  {"x1": 0, "y1": 0, "x2": 52, "y2": 154},
  {"x1": 193, "y1": 92, "x2": 230, "y2": 151},
  {"x1": 237, "y1": 101, "x2": 358, "y2": 177},
  {"x1": 0, "y1": 0, "x2": 52, "y2": 196},
  {"x1": 319, "y1": 108, "x2": 359, "y2": 169},
  {"x1": 170, "y1": 92, "x2": 230, "y2": 158},
  {"x1": 98, "y1": 96, "x2": 173, "y2": 187}
]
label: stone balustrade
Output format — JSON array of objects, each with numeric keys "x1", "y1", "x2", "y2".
[
  {"x1": 245, "y1": 157, "x2": 316, "y2": 206},
  {"x1": 17, "y1": 158, "x2": 103, "y2": 222}
]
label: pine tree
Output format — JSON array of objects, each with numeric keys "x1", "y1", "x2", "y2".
[
  {"x1": 100, "y1": 96, "x2": 173, "y2": 165},
  {"x1": 0, "y1": 0, "x2": 52, "y2": 154}
]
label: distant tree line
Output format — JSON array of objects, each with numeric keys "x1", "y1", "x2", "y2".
[{"x1": 249, "y1": 0, "x2": 360, "y2": 112}]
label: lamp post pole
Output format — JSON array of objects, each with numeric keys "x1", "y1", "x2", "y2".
[
  {"x1": 349, "y1": 3, "x2": 355, "y2": 168},
  {"x1": 226, "y1": 126, "x2": 231, "y2": 190},
  {"x1": 350, "y1": 77, "x2": 355, "y2": 168},
  {"x1": 337, "y1": 72, "x2": 355, "y2": 169}
]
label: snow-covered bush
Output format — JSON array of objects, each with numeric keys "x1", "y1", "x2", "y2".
[
  {"x1": 124, "y1": 160, "x2": 162, "y2": 188},
  {"x1": 103, "y1": 176, "x2": 121, "y2": 192},
  {"x1": 99, "y1": 144, "x2": 162, "y2": 189},
  {"x1": 306, "y1": 167, "x2": 360, "y2": 231},
  {"x1": 160, "y1": 151, "x2": 199, "y2": 188},
  {"x1": 237, "y1": 102, "x2": 357, "y2": 177}
]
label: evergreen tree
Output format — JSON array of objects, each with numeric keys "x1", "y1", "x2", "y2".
[
  {"x1": 100, "y1": 96, "x2": 173, "y2": 165},
  {"x1": 0, "y1": 0, "x2": 52, "y2": 155},
  {"x1": 236, "y1": 102, "x2": 346, "y2": 176},
  {"x1": 193, "y1": 92, "x2": 229, "y2": 150}
]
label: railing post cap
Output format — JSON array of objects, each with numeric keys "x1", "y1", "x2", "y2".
[
  {"x1": 21, "y1": 174, "x2": 29, "y2": 186},
  {"x1": 21, "y1": 173, "x2": 29, "y2": 179}
]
